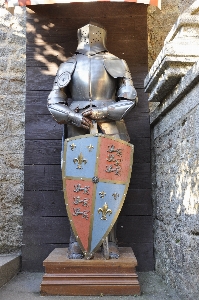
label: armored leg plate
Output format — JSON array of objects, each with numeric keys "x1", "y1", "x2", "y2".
[{"x1": 68, "y1": 242, "x2": 84, "y2": 259}]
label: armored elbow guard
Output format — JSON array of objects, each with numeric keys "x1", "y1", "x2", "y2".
[
  {"x1": 107, "y1": 100, "x2": 136, "y2": 120},
  {"x1": 47, "y1": 88, "x2": 67, "y2": 105},
  {"x1": 117, "y1": 84, "x2": 137, "y2": 101},
  {"x1": 47, "y1": 84, "x2": 83, "y2": 127}
]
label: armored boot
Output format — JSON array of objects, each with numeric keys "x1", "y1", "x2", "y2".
[
  {"x1": 102, "y1": 223, "x2": 119, "y2": 259},
  {"x1": 108, "y1": 224, "x2": 120, "y2": 259},
  {"x1": 68, "y1": 227, "x2": 83, "y2": 259}
]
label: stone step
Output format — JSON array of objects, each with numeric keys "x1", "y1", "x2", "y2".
[{"x1": 0, "y1": 254, "x2": 21, "y2": 288}]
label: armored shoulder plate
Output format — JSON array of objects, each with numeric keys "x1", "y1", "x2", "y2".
[
  {"x1": 103, "y1": 53, "x2": 126, "y2": 78},
  {"x1": 57, "y1": 56, "x2": 77, "y2": 88}
]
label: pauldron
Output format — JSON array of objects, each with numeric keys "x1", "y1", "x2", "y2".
[{"x1": 56, "y1": 57, "x2": 76, "y2": 88}]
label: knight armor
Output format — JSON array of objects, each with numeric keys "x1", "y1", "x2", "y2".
[
  {"x1": 47, "y1": 23, "x2": 137, "y2": 140},
  {"x1": 47, "y1": 23, "x2": 137, "y2": 259}
]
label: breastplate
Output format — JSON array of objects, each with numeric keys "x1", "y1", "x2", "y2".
[{"x1": 69, "y1": 54, "x2": 117, "y2": 102}]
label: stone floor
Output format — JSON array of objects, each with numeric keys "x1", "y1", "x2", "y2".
[{"x1": 0, "y1": 271, "x2": 181, "y2": 300}]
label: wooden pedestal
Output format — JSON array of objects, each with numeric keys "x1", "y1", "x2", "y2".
[{"x1": 40, "y1": 247, "x2": 140, "y2": 296}]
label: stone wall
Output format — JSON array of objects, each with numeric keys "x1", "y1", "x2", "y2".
[
  {"x1": 148, "y1": 0, "x2": 196, "y2": 69},
  {"x1": 151, "y1": 76, "x2": 199, "y2": 299},
  {"x1": 0, "y1": 4, "x2": 26, "y2": 253},
  {"x1": 145, "y1": 1, "x2": 199, "y2": 298}
]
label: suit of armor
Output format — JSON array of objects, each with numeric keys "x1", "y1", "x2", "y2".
[{"x1": 47, "y1": 23, "x2": 137, "y2": 259}]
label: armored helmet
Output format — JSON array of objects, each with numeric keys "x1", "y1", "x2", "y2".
[{"x1": 76, "y1": 23, "x2": 108, "y2": 55}]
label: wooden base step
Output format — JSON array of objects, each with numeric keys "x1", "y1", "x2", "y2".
[{"x1": 40, "y1": 247, "x2": 140, "y2": 296}]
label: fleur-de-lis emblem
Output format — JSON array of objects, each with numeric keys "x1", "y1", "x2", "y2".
[
  {"x1": 98, "y1": 202, "x2": 112, "y2": 220},
  {"x1": 112, "y1": 192, "x2": 119, "y2": 200},
  {"x1": 73, "y1": 153, "x2": 87, "y2": 169},
  {"x1": 70, "y1": 143, "x2": 76, "y2": 151},
  {"x1": 99, "y1": 191, "x2": 106, "y2": 198},
  {"x1": 87, "y1": 144, "x2": 94, "y2": 152}
]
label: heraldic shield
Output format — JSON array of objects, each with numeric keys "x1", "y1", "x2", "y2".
[{"x1": 62, "y1": 134, "x2": 134, "y2": 258}]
